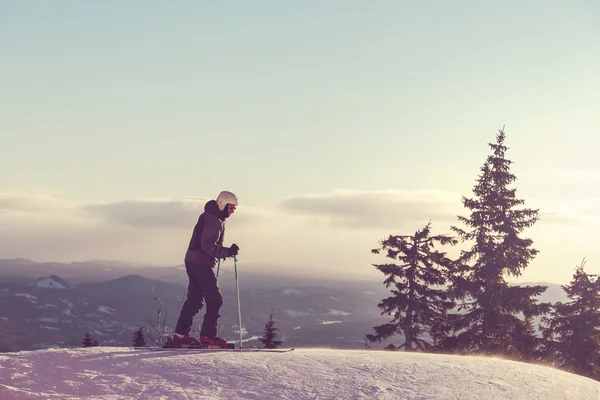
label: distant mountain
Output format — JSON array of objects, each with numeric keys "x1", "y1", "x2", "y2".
[
  {"x1": 518, "y1": 281, "x2": 569, "y2": 304},
  {"x1": 0, "y1": 258, "x2": 185, "y2": 284},
  {"x1": 0, "y1": 270, "x2": 394, "y2": 352},
  {"x1": 0, "y1": 258, "x2": 37, "y2": 267},
  {"x1": 35, "y1": 275, "x2": 75, "y2": 289},
  {"x1": 78, "y1": 259, "x2": 161, "y2": 267},
  {"x1": 0, "y1": 258, "x2": 574, "y2": 353}
]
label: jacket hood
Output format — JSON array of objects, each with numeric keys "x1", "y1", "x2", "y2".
[{"x1": 204, "y1": 199, "x2": 228, "y2": 219}]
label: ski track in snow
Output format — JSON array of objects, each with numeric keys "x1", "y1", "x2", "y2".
[{"x1": 0, "y1": 347, "x2": 599, "y2": 399}]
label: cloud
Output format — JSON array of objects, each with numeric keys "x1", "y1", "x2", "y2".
[
  {"x1": 0, "y1": 194, "x2": 206, "y2": 265},
  {"x1": 83, "y1": 198, "x2": 208, "y2": 229},
  {"x1": 82, "y1": 197, "x2": 269, "y2": 230},
  {"x1": 530, "y1": 198, "x2": 600, "y2": 228},
  {"x1": 0, "y1": 192, "x2": 279, "y2": 265},
  {"x1": 276, "y1": 188, "x2": 600, "y2": 235},
  {"x1": 1, "y1": 190, "x2": 599, "y2": 282},
  {"x1": 277, "y1": 189, "x2": 463, "y2": 230},
  {"x1": 0, "y1": 192, "x2": 71, "y2": 214}
]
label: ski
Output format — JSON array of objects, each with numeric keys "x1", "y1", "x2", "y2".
[
  {"x1": 163, "y1": 343, "x2": 237, "y2": 350},
  {"x1": 133, "y1": 346, "x2": 294, "y2": 353}
]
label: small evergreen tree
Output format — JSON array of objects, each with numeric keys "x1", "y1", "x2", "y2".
[
  {"x1": 132, "y1": 327, "x2": 147, "y2": 347},
  {"x1": 259, "y1": 310, "x2": 283, "y2": 349},
  {"x1": 446, "y1": 127, "x2": 550, "y2": 357},
  {"x1": 540, "y1": 259, "x2": 600, "y2": 380},
  {"x1": 82, "y1": 331, "x2": 96, "y2": 347},
  {"x1": 367, "y1": 221, "x2": 457, "y2": 351}
]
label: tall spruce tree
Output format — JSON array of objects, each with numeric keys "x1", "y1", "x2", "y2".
[
  {"x1": 259, "y1": 311, "x2": 284, "y2": 349},
  {"x1": 446, "y1": 127, "x2": 549, "y2": 357},
  {"x1": 540, "y1": 259, "x2": 600, "y2": 380},
  {"x1": 367, "y1": 221, "x2": 457, "y2": 351}
]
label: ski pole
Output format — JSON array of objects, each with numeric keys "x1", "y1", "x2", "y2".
[
  {"x1": 234, "y1": 255, "x2": 242, "y2": 349},
  {"x1": 214, "y1": 258, "x2": 221, "y2": 337}
]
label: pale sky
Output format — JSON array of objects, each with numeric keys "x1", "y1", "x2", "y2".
[{"x1": 1, "y1": 1, "x2": 599, "y2": 285}]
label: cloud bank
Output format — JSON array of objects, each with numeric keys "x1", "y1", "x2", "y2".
[
  {"x1": 83, "y1": 198, "x2": 207, "y2": 229},
  {"x1": 1, "y1": 189, "x2": 598, "y2": 281},
  {"x1": 278, "y1": 189, "x2": 462, "y2": 230}
]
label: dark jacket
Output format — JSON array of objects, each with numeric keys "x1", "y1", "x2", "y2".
[{"x1": 184, "y1": 200, "x2": 231, "y2": 268}]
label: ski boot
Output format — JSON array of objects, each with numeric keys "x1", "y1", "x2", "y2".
[
  {"x1": 166, "y1": 333, "x2": 202, "y2": 348},
  {"x1": 199, "y1": 335, "x2": 236, "y2": 349}
]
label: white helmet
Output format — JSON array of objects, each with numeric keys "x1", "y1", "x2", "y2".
[{"x1": 216, "y1": 190, "x2": 238, "y2": 211}]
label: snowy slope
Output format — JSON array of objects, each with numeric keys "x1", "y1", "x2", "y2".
[
  {"x1": 35, "y1": 275, "x2": 71, "y2": 289},
  {"x1": 1, "y1": 347, "x2": 598, "y2": 399}
]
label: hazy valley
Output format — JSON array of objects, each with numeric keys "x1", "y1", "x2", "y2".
[
  {"x1": 0, "y1": 258, "x2": 569, "y2": 353},
  {"x1": 0, "y1": 258, "x2": 400, "y2": 351}
]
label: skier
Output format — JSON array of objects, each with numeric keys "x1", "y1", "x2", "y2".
[{"x1": 172, "y1": 190, "x2": 240, "y2": 347}]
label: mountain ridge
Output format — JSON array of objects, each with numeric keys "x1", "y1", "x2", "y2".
[{"x1": 0, "y1": 258, "x2": 570, "y2": 353}]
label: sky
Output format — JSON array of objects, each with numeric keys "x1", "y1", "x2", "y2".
[{"x1": 1, "y1": 1, "x2": 599, "y2": 285}]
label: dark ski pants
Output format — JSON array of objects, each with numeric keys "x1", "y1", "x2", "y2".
[{"x1": 174, "y1": 263, "x2": 223, "y2": 338}]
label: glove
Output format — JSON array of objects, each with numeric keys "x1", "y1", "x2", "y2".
[{"x1": 228, "y1": 243, "x2": 239, "y2": 257}]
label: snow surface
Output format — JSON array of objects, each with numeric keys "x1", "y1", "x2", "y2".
[
  {"x1": 98, "y1": 305, "x2": 115, "y2": 314},
  {"x1": 328, "y1": 309, "x2": 351, "y2": 315},
  {"x1": 35, "y1": 277, "x2": 67, "y2": 289},
  {"x1": 39, "y1": 325, "x2": 59, "y2": 331},
  {"x1": 14, "y1": 293, "x2": 37, "y2": 302},
  {"x1": 282, "y1": 289, "x2": 305, "y2": 295},
  {"x1": 1, "y1": 347, "x2": 598, "y2": 399},
  {"x1": 285, "y1": 309, "x2": 310, "y2": 317},
  {"x1": 37, "y1": 317, "x2": 59, "y2": 323}
]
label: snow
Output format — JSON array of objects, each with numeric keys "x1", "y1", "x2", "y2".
[
  {"x1": 240, "y1": 335, "x2": 262, "y2": 343},
  {"x1": 282, "y1": 288, "x2": 305, "y2": 295},
  {"x1": 37, "y1": 317, "x2": 59, "y2": 323},
  {"x1": 0, "y1": 347, "x2": 598, "y2": 399},
  {"x1": 234, "y1": 326, "x2": 248, "y2": 335},
  {"x1": 98, "y1": 305, "x2": 115, "y2": 314},
  {"x1": 14, "y1": 293, "x2": 37, "y2": 302},
  {"x1": 35, "y1": 277, "x2": 67, "y2": 289},
  {"x1": 285, "y1": 309, "x2": 310, "y2": 317},
  {"x1": 40, "y1": 326, "x2": 59, "y2": 331},
  {"x1": 328, "y1": 308, "x2": 351, "y2": 315}
]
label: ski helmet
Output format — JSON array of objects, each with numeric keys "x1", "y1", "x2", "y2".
[{"x1": 216, "y1": 190, "x2": 238, "y2": 211}]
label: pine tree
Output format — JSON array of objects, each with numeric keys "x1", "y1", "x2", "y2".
[
  {"x1": 540, "y1": 259, "x2": 600, "y2": 380},
  {"x1": 259, "y1": 311, "x2": 284, "y2": 349},
  {"x1": 446, "y1": 127, "x2": 549, "y2": 357},
  {"x1": 132, "y1": 327, "x2": 147, "y2": 347},
  {"x1": 82, "y1": 331, "x2": 96, "y2": 347},
  {"x1": 367, "y1": 221, "x2": 457, "y2": 351}
]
